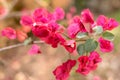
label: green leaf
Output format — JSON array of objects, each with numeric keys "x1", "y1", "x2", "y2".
[
  {"x1": 93, "y1": 26, "x2": 103, "y2": 35},
  {"x1": 102, "y1": 31, "x2": 115, "y2": 41},
  {"x1": 76, "y1": 32, "x2": 88, "y2": 39},
  {"x1": 24, "y1": 38, "x2": 32, "y2": 45},
  {"x1": 85, "y1": 39, "x2": 98, "y2": 53},
  {"x1": 77, "y1": 44, "x2": 85, "y2": 55}
]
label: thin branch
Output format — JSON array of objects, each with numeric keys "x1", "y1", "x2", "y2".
[
  {"x1": 62, "y1": 33, "x2": 71, "y2": 39},
  {"x1": 0, "y1": 41, "x2": 44, "y2": 52},
  {"x1": 75, "y1": 39, "x2": 87, "y2": 42}
]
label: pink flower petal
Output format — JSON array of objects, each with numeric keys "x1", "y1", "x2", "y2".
[
  {"x1": 67, "y1": 23, "x2": 80, "y2": 38},
  {"x1": 97, "y1": 15, "x2": 119, "y2": 31},
  {"x1": 53, "y1": 59, "x2": 76, "y2": 80},
  {"x1": 1, "y1": 27, "x2": 16, "y2": 39},
  {"x1": 81, "y1": 9, "x2": 94, "y2": 24},
  {"x1": 28, "y1": 44, "x2": 41, "y2": 55},
  {"x1": 98, "y1": 37, "x2": 114, "y2": 52},
  {"x1": 54, "y1": 7, "x2": 65, "y2": 20},
  {"x1": 20, "y1": 15, "x2": 33, "y2": 27},
  {"x1": 107, "y1": 18, "x2": 119, "y2": 30},
  {"x1": 63, "y1": 40, "x2": 76, "y2": 53}
]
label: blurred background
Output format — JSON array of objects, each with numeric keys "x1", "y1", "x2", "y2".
[{"x1": 0, "y1": 0, "x2": 120, "y2": 80}]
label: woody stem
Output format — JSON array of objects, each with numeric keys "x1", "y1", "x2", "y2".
[{"x1": 0, "y1": 41, "x2": 44, "y2": 52}]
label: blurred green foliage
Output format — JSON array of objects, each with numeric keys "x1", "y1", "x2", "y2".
[{"x1": 74, "y1": 0, "x2": 86, "y2": 13}]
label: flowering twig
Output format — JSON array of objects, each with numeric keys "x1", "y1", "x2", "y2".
[{"x1": 0, "y1": 41, "x2": 44, "y2": 52}]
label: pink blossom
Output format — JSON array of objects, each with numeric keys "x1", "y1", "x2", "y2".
[
  {"x1": 97, "y1": 15, "x2": 119, "y2": 30},
  {"x1": 107, "y1": 18, "x2": 119, "y2": 30},
  {"x1": 89, "y1": 51, "x2": 102, "y2": 64},
  {"x1": 76, "y1": 53, "x2": 102, "y2": 75},
  {"x1": 20, "y1": 15, "x2": 33, "y2": 27},
  {"x1": 54, "y1": 7, "x2": 65, "y2": 20},
  {"x1": 88, "y1": 51, "x2": 102, "y2": 70},
  {"x1": 72, "y1": 16, "x2": 87, "y2": 32},
  {"x1": 45, "y1": 33, "x2": 65, "y2": 48},
  {"x1": 63, "y1": 40, "x2": 76, "y2": 53},
  {"x1": 1, "y1": 27, "x2": 16, "y2": 39},
  {"x1": 28, "y1": 44, "x2": 41, "y2": 55},
  {"x1": 97, "y1": 15, "x2": 108, "y2": 29},
  {"x1": 32, "y1": 22, "x2": 65, "y2": 48},
  {"x1": 98, "y1": 37, "x2": 114, "y2": 52},
  {"x1": 32, "y1": 24, "x2": 51, "y2": 38},
  {"x1": 77, "y1": 65, "x2": 90, "y2": 75},
  {"x1": 80, "y1": 9, "x2": 94, "y2": 24},
  {"x1": 48, "y1": 22, "x2": 60, "y2": 32},
  {"x1": 33, "y1": 8, "x2": 49, "y2": 23},
  {"x1": 76, "y1": 56, "x2": 90, "y2": 75},
  {"x1": 72, "y1": 15, "x2": 81, "y2": 23},
  {"x1": 67, "y1": 23, "x2": 80, "y2": 38},
  {"x1": 53, "y1": 59, "x2": 76, "y2": 80},
  {"x1": 67, "y1": 16, "x2": 87, "y2": 38}
]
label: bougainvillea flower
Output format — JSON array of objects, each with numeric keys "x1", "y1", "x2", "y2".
[
  {"x1": 98, "y1": 37, "x2": 114, "y2": 52},
  {"x1": 77, "y1": 65, "x2": 90, "y2": 76},
  {"x1": 72, "y1": 15, "x2": 81, "y2": 23},
  {"x1": 32, "y1": 24, "x2": 51, "y2": 38},
  {"x1": 33, "y1": 8, "x2": 49, "y2": 23},
  {"x1": 77, "y1": 53, "x2": 102, "y2": 75},
  {"x1": 107, "y1": 18, "x2": 119, "y2": 30},
  {"x1": 1, "y1": 27, "x2": 16, "y2": 39},
  {"x1": 80, "y1": 9, "x2": 94, "y2": 24},
  {"x1": 53, "y1": 59, "x2": 76, "y2": 80},
  {"x1": 67, "y1": 16, "x2": 87, "y2": 38},
  {"x1": 97, "y1": 15, "x2": 119, "y2": 30},
  {"x1": 89, "y1": 51, "x2": 102, "y2": 64},
  {"x1": 48, "y1": 22, "x2": 60, "y2": 32},
  {"x1": 78, "y1": 56, "x2": 89, "y2": 65},
  {"x1": 97, "y1": 15, "x2": 107, "y2": 28},
  {"x1": 67, "y1": 23, "x2": 80, "y2": 38},
  {"x1": 76, "y1": 56, "x2": 90, "y2": 75},
  {"x1": 72, "y1": 16, "x2": 87, "y2": 33},
  {"x1": 54, "y1": 7, "x2": 65, "y2": 20},
  {"x1": 63, "y1": 40, "x2": 76, "y2": 53},
  {"x1": 45, "y1": 33, "x2": 65, "y2": 48},
  {"x1": 32, "y1": 22, "x2": 65, "y2": 48},
  {"x1": 88, "y1": 51, "x2": 102, "y2": 70},
  {"x1": 28, "y1": 44, "x2": 41, "y2": 55},
  {"x1": 20, "y1": 15, "x2": 33, "y2": 27}
]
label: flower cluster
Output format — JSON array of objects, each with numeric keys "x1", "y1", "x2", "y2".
[
  {"x1": 0, "y1": 7, "x2": 119, "y2": 80},
  {"x1": 20, "y1": 7, "x2": 76, "y2": 53},
  {"x1": 76, "y1": 51, "x2": 102, "y2": 75}
]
